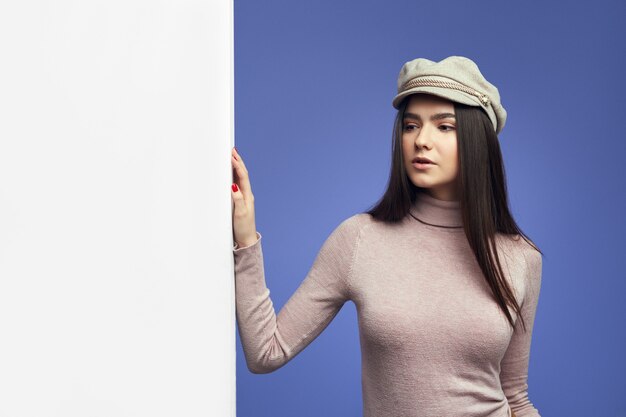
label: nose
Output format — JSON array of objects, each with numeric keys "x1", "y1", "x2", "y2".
[{"x1": 414, "y1": 122, "x2": 434, "y2": 149}]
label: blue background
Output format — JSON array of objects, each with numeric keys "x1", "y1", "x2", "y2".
[{"x1": 234, "y1": 1, "x2": 626, "y2": 416}]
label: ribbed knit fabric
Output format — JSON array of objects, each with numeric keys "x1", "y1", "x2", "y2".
[{"x1": 233, "y1": 190, "x2": 542, "y2": 417}]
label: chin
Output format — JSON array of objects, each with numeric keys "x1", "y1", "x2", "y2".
[{"x1": 408, "y1": 176, "x2": 436, "y2": 189}]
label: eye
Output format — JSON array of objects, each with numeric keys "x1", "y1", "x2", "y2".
[
  {"x1": 439, "y1": 125, "x2": 455, "y2": 131},
  {"x1": 403, "y1": 124, "x2": 419, "y2": 131}
]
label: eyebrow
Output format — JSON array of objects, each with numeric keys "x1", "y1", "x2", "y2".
[{"x1": 403, "y1": 112, "x2": 456, "y2": 122}]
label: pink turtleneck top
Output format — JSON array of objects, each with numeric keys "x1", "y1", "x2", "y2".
[{"x1": 233, "y1": 190, "x2": 543, "y2": 417}]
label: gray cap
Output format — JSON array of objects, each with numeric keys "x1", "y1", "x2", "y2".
[{"x1": 392, "y1": 56, "x2": 507, "y2": 135}]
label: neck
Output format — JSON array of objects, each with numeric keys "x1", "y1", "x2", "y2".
[{"x1": 410, "y1": 189, "x2": 463, "y2": 228}]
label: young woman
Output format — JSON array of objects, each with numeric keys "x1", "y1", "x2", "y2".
[{"x1": 231, "y1": 56, "x2": 542, "y2": 417}]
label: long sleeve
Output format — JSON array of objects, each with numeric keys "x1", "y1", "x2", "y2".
[
  {"x1": 500, "y1": 248, "x2": 543, "y2": 417},
  {"x1": 233, "y1": 214, "x2": 362, "y2": 374}
]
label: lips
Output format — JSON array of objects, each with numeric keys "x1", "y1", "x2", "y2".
[{"x1": 412, "y1": 156, "x2": 435, "y2": 164}]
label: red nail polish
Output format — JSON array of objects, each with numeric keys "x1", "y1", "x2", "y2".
[{"x1": 232, "y1": 183, "x2": 239, "y2": 192}]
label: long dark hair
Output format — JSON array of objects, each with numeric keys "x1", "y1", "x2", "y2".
[{"x1": 365, "y1": 94, "x2": 543, "y2": 333}]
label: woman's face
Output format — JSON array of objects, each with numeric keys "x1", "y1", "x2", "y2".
[{"x1": 401, "y1": 94, "x2": 459, "y2": 201}]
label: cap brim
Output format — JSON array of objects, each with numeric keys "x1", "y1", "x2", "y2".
[{"x1": 392, "y1": 86, "x2": 480, "y2": 109}]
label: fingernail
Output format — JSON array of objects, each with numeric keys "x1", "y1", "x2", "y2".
[{"x1": 232, "y1": 183, "x2": 239, "y2": 192}]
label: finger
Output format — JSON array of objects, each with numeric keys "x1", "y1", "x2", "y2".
[
  {"x1": 231, "y1": 152, "x2": 253, "y2": 198},
  {"x1": 232, "y1": 147, "x2": 247, "y2": 171},
  {"x1": 231, "y1": 147, "x2": 252, "y2": 198},
  {"x1": 230, "y1": 182, "x2": 247, "y2": 215}
]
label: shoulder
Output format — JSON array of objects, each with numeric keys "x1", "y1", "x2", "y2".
[
  {"x1": 334, "y1": 212, "x2": 375, "y2": 234},
  {"x1": 507, "y1": 234, "x2": 542, "y2": 277},
  {"x1": 495, "y1": 232, "x2": 541, "y2": 262},
  {"x1": 512, "y1": 235, "x2": 543, "y2": 299},
  {"x1": 523, "y1": 242, "x2": 542, "y2": 289},
  {"x1": 323, "y1": 212, "x2": 379, "y2": 249},
  {"x1": 494, "y1": 232, "x2": 543, "y2": 293}
]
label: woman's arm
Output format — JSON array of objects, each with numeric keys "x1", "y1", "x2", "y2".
[
  {"x1": 233, "y1": 214, "x2": 362, "y2": 374},
  {"x1": 500, "y1": 248, "x2": 543, "y2": 417}
]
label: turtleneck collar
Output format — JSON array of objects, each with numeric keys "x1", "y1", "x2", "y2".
[{"x1": 409, "y1": 190, "x2": 463, "y2": 229}]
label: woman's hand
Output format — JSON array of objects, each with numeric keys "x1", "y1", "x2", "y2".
[{"x1": 231, "y1": 147, "x2": 258, "y2": 248}]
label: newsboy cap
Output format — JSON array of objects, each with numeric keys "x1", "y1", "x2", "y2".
[{"x1": 392, "y1": 56, "x2": 507, "y2": 134}]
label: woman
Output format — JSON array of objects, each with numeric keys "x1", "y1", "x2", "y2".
[{"x1": 231, "y1": 56, "x2": 542, "y2": 417}]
